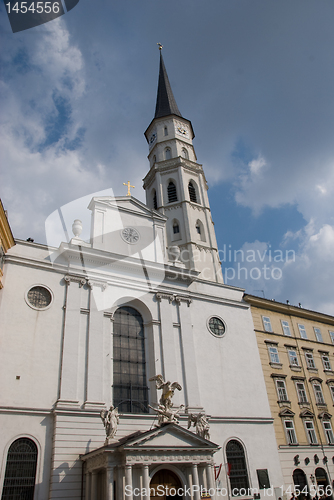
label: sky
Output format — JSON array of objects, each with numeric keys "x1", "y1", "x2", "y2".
[{"x1": 1, "y1": 0, "x2": 334, "y2": 314}]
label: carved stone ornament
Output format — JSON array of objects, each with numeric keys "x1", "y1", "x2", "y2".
[
  {"x1": 100, "y1": 405, "x2": 120, "y2": 443},
  {"x1": 64, "y1": 275, "x2": 87, "y2": 287},
  {"x1": 188, "y1": 412, "x2": 210, "y2": 440}
]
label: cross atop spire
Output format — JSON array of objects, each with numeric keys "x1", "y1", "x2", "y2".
[{"x1": 154, "y1": 50, "x2": 182, "y2": 119}]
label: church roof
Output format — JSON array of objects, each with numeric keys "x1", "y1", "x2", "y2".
[{"x1": 154, "y1": 52, "x2": 182, "y2": 119}]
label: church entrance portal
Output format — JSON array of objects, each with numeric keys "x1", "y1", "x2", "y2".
[{"x1": 150, "y1": 469, "x2": 183, "y2": 500}]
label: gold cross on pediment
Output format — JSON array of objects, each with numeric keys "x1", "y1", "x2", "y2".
[{"x1": 123, "y1": 181, "x2": 135, "y2": 196}]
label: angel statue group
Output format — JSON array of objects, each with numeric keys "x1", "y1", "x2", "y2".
[
  {"x1": 149, "y1": 374, "x2": 211, "y2": 439},
  {"x1": 149, "y1": 374, "x2": 183, "y2": 425}
]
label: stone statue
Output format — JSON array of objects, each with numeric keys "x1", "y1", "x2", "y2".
[
  {"x1": 188, "y1": 412, "x2": 210, "y2": 440},
  {"x1": 149, "y1": 374, "x2": 182, "y2": 409},
  {"x1": 149, "y1": 374, "x2": 183, "y2": 426},
  {"x1": 149, "y1": 404, "x2": 184, "y2": 425},
  {"x1": 100, "y1": 405, "x2": 119, "y2": 441}
]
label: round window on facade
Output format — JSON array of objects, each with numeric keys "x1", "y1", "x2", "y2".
[
  {"x1": 26, "y1": 285, "x2": 53, "y2": 310},
  {"x1": 207, "y1": 316, "x2": 226, "y2": 337}
]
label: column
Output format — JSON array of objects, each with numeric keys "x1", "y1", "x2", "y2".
[
  {"x1": 91, "y1": 471, "x2": 98, "y2": 500},
  {"x1": 198, "y1": 466, "x2": 206, "y2": 493},
  {"x1": 177, "y1": 299, "x2": 202, "y2": 410},
  {"x1": 118, "y1": 467, "x2": 124, "y2": 500},
  {"x1": 85, "y1": 283, "x2": 105, "y2": 408},
  {"x1": 186, "y1": 468, "x2": 193, "y2": 500},
  {"x1": 206, "y1": 464, "x2": 216, "y2": 500},
  {"x1": 157, "y1": 294, "x2": 179, "y2": 384},
  {"x1": 142, "y1": 464, "x2": 150, "y2": 500},
  {"x1": 125, "y1": 465, "x2": 133, "y2": 500},
  {"x1": 85, "y1": 472, "x2": 91, "y2": 500},
  {"x1": 106, "y1": 466, "x2": 114, "y2": 500},
  {"x1": 58, "y1": 277, "x2": 84, "y2": 404},
  {"x1": 192, "y1": 464, "x2": 200, "y2": 500}
]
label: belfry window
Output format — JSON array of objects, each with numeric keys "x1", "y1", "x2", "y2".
[
  {"x1": 113, "y1": 306, "x2": 148, "y2": 413},
  {"x1": 164, "y1": 127, "x2": 168, "y2": 136},
  {"x1": 226, "y1": 440, "x2": 250, "y2": 494},
  {"x1": 1, "y1": 438, "x2": 38, "y2": 500},
  {"x1": 153, "y1": 190, "x2": 157, "y2": 210},
  {"x1": 188, "y1": 181, "x2": 197, "y2": 203},
  {"x1": 181, "y1": 148, "x2": 189, "y2": 159},
  {"x1": 173, "y1": 222, "x2": 180, "y2": 234},
  {"x1": 165, "y1": 148, "x2": 171, "y2": 160},
  {"x1": 167, "y1": 181, "x2": 178, "y2": 203}
]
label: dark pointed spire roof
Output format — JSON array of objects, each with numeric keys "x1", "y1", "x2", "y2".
[{"x1": 154, "y1": 52, "x2": 182, "y2": 119}]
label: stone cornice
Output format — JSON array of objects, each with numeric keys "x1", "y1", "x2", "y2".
[
  {"x1": 244, "y1": 294, "x2": 334, "y2": 326},
  {"x1": 143, "y1": 158, "x2": 204, "y2": 189}
]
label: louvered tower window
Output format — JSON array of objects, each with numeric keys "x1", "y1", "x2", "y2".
[
  {"x1": 153, "y1": 190, "x2": 157, "y2": 210},
  {"x1": 188, "y1": 182, "x2": 197, "y2": 203},
  {"x1": 226, "y1": 440, "x2": 250, "y2": 494},
  {"x1": 113, "y1": 306, "x2": 148, "y2": 414},
  {"x1": 1, "y1": 438, "x2": 38, "y2": 500},
  {"x1": 167, "y1": 182, "x2": 178, "y2": 203}
]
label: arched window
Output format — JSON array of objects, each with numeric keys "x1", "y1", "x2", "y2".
[
  {"x1": 188, "y1": 181, "x2": 197, "y2": 203},
  {"x1": 113, "y1": 306, "x2": 148, "y2": 413},
  {"x1": 181, "y1": 148, "x2": 189, "y2": 159},
  {"x1": 173, "y1": 222, "x2": 180, "y2": 234},
  {"x1": 2, "y1": 438, "x2": 38, "y2": 500},
  {"x1": 195, "y1": 220, "x2": 206, "y2": 242},
  {"x1": 165, "y1": 148, "x2": 171, "y2": 160},
  {"x1": 293, "y1": 469, "x2": 308, "y2": 493},
  {"x1": 167, "y1": 181, "x2": 178, "y2": 203},
  {"x1": 164, "y1": 127, "x2": 168, "y2": 136},
  {"x1": 226, "y1": 440, "x2": 249, "y2": 495},
  {"x1": 153, "y1": 190, "x2": 157, "y2": 210},
  {"x1": 172, "y1": 219, "x2": 181, "y2": 241}
]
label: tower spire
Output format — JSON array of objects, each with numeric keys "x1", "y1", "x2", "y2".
[{"x1": 154, "y1": 48, "x2": 182, "y2": 119}]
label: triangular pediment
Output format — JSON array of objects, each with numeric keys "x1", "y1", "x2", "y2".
[
  {"x1": 279, "y1": 408, "x2": 295, "y2": 417},
  {"x1": 299, "y1": 409, "x2": 315, "y2": 419},
  {"x1": 88, "y1": 196, "x2": 167, "y2": 222},
  {"x1": 121, "y1": 423, "x2": 219, "y2": 450}
]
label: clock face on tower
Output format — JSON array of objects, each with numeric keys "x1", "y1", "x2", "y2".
[
  {"x1": 175, "y1": 124, "x2": 189, "y2": 139},
  {"x1": 149, "y1": 132, "x2": 157, "y2": 144},
  {"x1": 121, "y1": 227, "x2": 140, "y2": 244}
]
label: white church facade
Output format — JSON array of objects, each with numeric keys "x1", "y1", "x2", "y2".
[{"x1": 0, "y1": 52, "x2": 284, "y2": 500}]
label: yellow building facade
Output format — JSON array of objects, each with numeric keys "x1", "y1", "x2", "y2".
[
  {"x1": 0, "y1": 199, "x2": 15, "y2": 289},
  {"x1": 244, "y1": 294, "x2": 334, "y2": 495}
]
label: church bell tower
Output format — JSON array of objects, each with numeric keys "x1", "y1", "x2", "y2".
[{"x1": 143, "y1": 48, "x2": 223, "y2": 284}]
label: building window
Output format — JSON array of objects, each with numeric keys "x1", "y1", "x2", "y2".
[
  {"x1": 153, "y1": 190, "x2": 157, "y2": 210},
  {"x1": 284, "y1": 420, "x2": 298, "y2": 445},
  {"x1": 26, "y1": 285, "x2": 52, "y2": 310},
  {"x1": 314, "y1": 328, "x2": 323, "y2": 343},
  {"x1": 305, "y1": 420, "x2": 318, "y2": 444},
  {"x1": 281, "y1": 320, "x2": 292, "y2": 336},
  {"x1": 262, "y1": 316, "x2": 273, "y2": 332},
  {"x1": 329, "y1": 331, "x2": 334, "y2": 344},
  {"x1": 226, "y1": 440, "x2": 249, "y2": 494},
  {"x1": 288, "y1": 350, "x2": 299, "y2": 367},
  {"x1": 275, "y1": 379, "x2": 289, "y2": 402},
  {"x1": 164, "y1": 126, "x2": 168, "y2": 136},
  {"x1": 1, "y1": 438, "x2": 38, "y2": 500},
  {"x1": 328, "y1": 385, "x2": 334, "y2": 403},
  {"x1": 181, "y1": 148, "x2": 189, "y2": 159},
  {"x1": 113, "y1": 306, "x2": 148, "y2": 413},
  {"x1": 322, "y1": 355, "x2": 331, "y2": 371},
  {"x1": 298, "y1": 324, "x2": 307, "y2": 339},
  {"x1": 313, "y1": 383, "x2": 325, "y2": 405},
  {"x1": 173, "y1": 222, "x2": 180, "y2": 234},
  {"x1": 296, "y1": 382, "x2": 308, "y2": 404},
  {"x1": 323, "y1": 421, "x2": 334, "y2": 444},
  {"x1": 188, "y1": 181, "x2": 197, "y2": 203},
  {"x1": 167, "y1": 181, "x2": 178, "y2": 203},
  {"x1": 268, "y1": 346, "x2": 280, "y2": 364},
  {"x1": 165, "y1": 148, "x2": 171, "y2": 160},
  {"x1": 305, "y1": 352, "x2": 316, "y2": 369}
]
